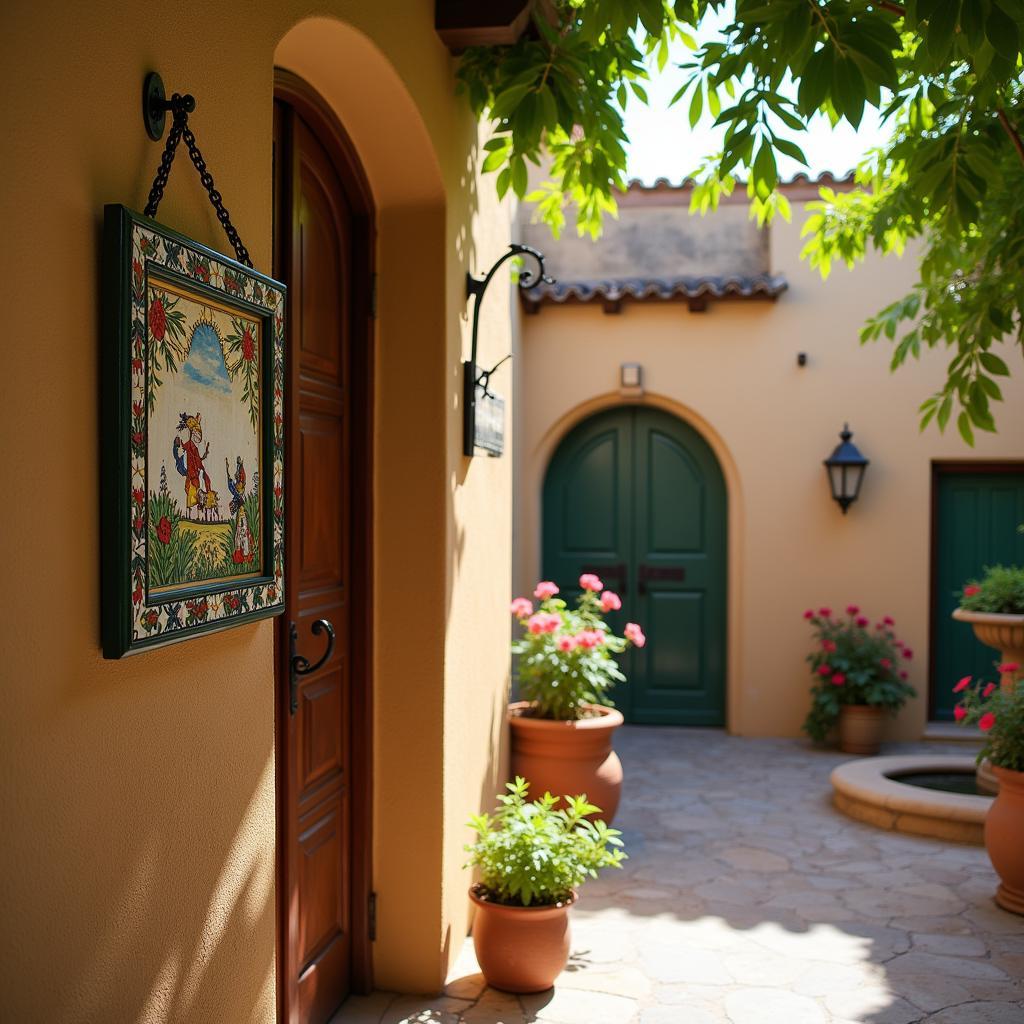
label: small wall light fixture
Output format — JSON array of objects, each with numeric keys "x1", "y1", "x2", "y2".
[
  {"x1": 824, "y1": 424, "x2": 869, "y2": 514},
  {"x1": 620, "y1": 363, "x2": 642, "y2": 388}
]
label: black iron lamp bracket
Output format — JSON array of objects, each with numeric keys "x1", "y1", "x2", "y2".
[
  {"x1": 140, "y1": 71, "x2": 252, "y2": 268},
  {"x1": 463, "y1": 244, "x2": 552, "y2": 457},
  {"x1": 288, "y1": 619, "x2": 336, "y2": 715}
]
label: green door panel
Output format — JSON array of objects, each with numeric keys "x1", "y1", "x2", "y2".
[
  {"x1": 542, "y1": 406, "x2": 727, "y2": 726},
  {"x1": 932, "y1": 470, "x2": 1024, "y2": 720}
]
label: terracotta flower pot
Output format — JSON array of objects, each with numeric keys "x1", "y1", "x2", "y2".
[
  {"x1": 469, "y1": 886, "x2": 575, "y2": 992},
  {"x1": 508, "y1": 702, "x2": 624, "y2": 822},
  {"x1": 986, "y1": 767, "x2": 1024, "y2": 916},
  {"x1": 951, "y1": 609, "x2": 1024, "y2": 690},
  {"x1": 839, "y1": 705, "x2": 884, "y2": 756}
]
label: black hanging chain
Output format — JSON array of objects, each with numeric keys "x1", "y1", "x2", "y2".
[{"x1": 143, "y1": 93, "x2": 252, "y2": 268}]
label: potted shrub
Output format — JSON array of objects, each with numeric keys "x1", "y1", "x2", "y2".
[
  {"x1": 802, "y1": 605, "x2": 916, "y2": 755},
  {"x1": 508, "y1": 575, "x2": 645, "y2": 822},
  {"x1": 465, "y1": 777, "x2": 626, "y2": 992},
  {"x1": 953, "y1": 566, "x2": 1024, "y2": 690},
  {"x1": 954, "y1": 677, "x2": 1024, "y2": 915}
]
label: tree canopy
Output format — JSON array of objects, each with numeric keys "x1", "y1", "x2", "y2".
[{"x1": 456, "y1": 1, "x2": 1024, "y2": 442}]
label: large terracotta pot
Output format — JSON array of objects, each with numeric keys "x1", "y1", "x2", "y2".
[
  {"x1": 839, "y1": 705, "x2": 883, "y2": 756},
  {"x1": 986, "y1": 767, "x2": 1024, "y2": 916},
  {"x1": 951, "y1": 609, "x2": 1024, "y2": 689},
  {"x1": 508, "y1": 702, "x2": 624, "y2": 822},
  {"x1": 470, "y1": 887, "x2": 575, "y2": 992}
]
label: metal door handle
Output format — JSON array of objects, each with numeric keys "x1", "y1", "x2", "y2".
[
  {"x1": 289, "y1": 618, "x2": 336, "y2": 715},
  {"x1": 637, "y1": 565, "x2": 686, "y2": 595}
]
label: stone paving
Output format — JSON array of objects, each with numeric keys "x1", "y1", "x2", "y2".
[{"x1": 334, "y1": 729, "x2": 1024, "y2": 1024}]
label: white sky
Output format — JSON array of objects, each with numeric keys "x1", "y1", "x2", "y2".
[{"x1": 622, "y1": 13, "x2": 891, "y2": 184}]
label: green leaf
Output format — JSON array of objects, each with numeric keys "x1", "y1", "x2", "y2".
[
  {"x1": 957, "y1": 410, "x2": 975, "y2": 446},
  {"x1": 980, "y1": 352, "x2": 1011, "y2": 376},
  {"x1": 986, "y1": 4, "x2": 1021, "y2": 62},
  {"x1": 772, "y1": 135, "x2": 808, "y2": 166},
  {"x1": 689, "y1": 82, "x2": 704, "y2": 127},
  {"x1": 937, "y1": 393, "x2": 954, "y2": 431},
  {"x1": 832, "y1": 57, "x2": 866, "y2": 128},
  {"x1": 927, "y1": 1, "x2": 961, "y2": 62}
]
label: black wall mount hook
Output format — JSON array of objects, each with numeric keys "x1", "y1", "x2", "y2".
[
  {"x1": 463, "y1": 244, "x2": 552, "y2": 456},
  {"x1": 143, "y1": 71, "x2": 195, "y2": 142},
  {"x1": 289, "y1": 619, "x2": 336, "y2": 715}
]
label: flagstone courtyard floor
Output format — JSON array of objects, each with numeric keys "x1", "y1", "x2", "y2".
[{"x1": 334, "y1": 728, "x2": 1024, "y2": 1024}]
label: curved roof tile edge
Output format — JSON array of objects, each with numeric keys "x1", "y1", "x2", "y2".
[
  {"x1": 623, "y1": 171, "x2": 855, "y2": 193},
  {"x1": 524, "y1": 273, "x2": 789, "y2": 306}
]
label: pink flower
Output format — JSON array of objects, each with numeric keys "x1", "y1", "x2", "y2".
[
  {"x1": 527, "y1": 614, "x2": 547, "y2": 634},
  {"x1": 883, "y1": 616, "x2": 895, "y2": 626},
  {"x1": 822, "y1": 639, "x2": 837, "y2": 653},
  {"x1": 579, "y1": 573, "x2": 603, "y2": 592},
  {"x1": 899, "y1": 670, "x2": 908, "y2": 680},
  {"x1": 846, "y1": 604, "x2": 860, "y2": 616},
  {"x1": 510, "y1": 597, "x2": 533, "y2": 618},
  {"x1": 818, "y1": 607, "x2": 832, "y2": 618},
  {"x1": 954, "y1": 705, "x2": 968, "y2": 723},
  {"x1": 963, "y1": 584, "x2": 981, "y2": 597},
  {"x1": 534, "y1": 581, "x2": 560, "y2": 600},
  {"x1": 624, "y1": 622, "x2": 646, "y2": 648},
  {"x1": 557, "y1": 635, "x2": 578, "y2": 652},
  {"x1": 818, "y1": 664, "x2": 832, "y2": 676},
  {"x1": 600, "y1": 590, "x2": 622, "y2": 612},
  {"x1": 953, "y1": 675, "x2": 971, "y2": 693},
  {"x1": 831, "y1": 672, "x2": 846, "y2": 686},
  {"x1": 880, "y1": 658, "x2": 892, "y2": 670},
  {"x1": 979, "y1": 712, "x2": 996, "y2": 732},
  {"x1": 803, "y1": 609, "x2": 814, "y2": 620},
  {"x1": 577, "y1": 629, "x2": 605, "y2": 649},
  {"x1": 856, "y1": 616, "x2": 869, "y2": 628},
  {"x1": 998, "y1": 662, "x2": 1020, "y2": 674},
  {"x1": 901, "y1": 647, "x2": 913, "y2": 660},
  {"x1": 983, "y1": 682, "x2": 997, "y2": 698},
  {"x1": 543, "y1": 613, "x2": 561, "y2": 633}
]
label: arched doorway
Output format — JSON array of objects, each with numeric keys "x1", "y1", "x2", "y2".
[
  {"x1": 273, "y1": 70, "x2": 375, "y2": 1022},
  {"x1": 542, "y1": 406, "x2": 728, "y2": 726}
]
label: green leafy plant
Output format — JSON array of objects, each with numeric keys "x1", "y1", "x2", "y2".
[
  {"x1": 511, "y1": 575, "x2": 646, "y2": 720},
  {"x1": 959, "y1": 565, "x2": 1024, "y2": 614},
  {"x1": 148, "y1": 490, "x2": 198, "y2": 588},
  {"x1": 465, "y1": 776, "x2": 626, "y2": 906},
  {"x1": 802, "y1": 604, "x2": 917, "y2": 742},
  {"x1": 954, "y1": 674, "x2": 1024, "y2": 772},
  {"x1": 458, "y1": 1, "x2": 1024, "y2": 438}
]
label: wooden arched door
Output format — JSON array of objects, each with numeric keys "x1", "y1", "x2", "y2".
[
  {"x1": 273, "y1": 72, "x2": 374, "y2": 1023},
  {"x1": 543, "y1": 406, "x2": 728, "y2": 726}
]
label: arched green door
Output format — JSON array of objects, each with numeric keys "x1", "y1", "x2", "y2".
[{"x1": 542, "y1": 407, "x2": 727, "y2": 726}]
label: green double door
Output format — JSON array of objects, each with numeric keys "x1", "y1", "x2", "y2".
[
  {"x1": 543, "y1": 407, "x2": 727, "y2": 726},
  {"x1": 932, "y1": 468, "x2": 1024, "y2": 720}
]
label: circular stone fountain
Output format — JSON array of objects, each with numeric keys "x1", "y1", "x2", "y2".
[{"x1": 831, "y1": 755, "x2": 993, "y2": 844}]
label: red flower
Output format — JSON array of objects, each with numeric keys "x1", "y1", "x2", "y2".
[
  {"x1": 822, "y1": 639, "x2": 837, "y2": 653},
  {"x1": 831, "y1": 672, "x2": 846, "y2": 686},
  {"x1": 132, "y1": 401, "x2": 144, "y2": 419},
  {"x1": 998, "y1": 662, "x2": 1020, "y2": 674},
  {"x1": 274, "y1": 485, "x2": 283, "y2": 500},
  {"x1": 132, "y1": 258, "x2": 143, "y2": 279},
  {"x1": 232, "y1": 549, "x2": 244, "y2": 564},
  {"x1": 132, "y1": 431, "x2": 144, "y2": 446},
  {"x1": 979, "y1": 711, "x2": 996, "y2": 732},
  {"x1": 146, "y1": 609, "x2": 159, "y2": 626},
  {"x1": 133, "y1": 516, "x2": 144, "y2": 533},
  {"x1": 195, "y1": 263, "x2": 210, "y2": 282},
  {"x1": 846, "y1": 604, "x2": 860, "y2": 616},
  {"x1": 953, "y1": 675, "x2": 971, "y2": 693},
  {"x1": 883, "y1": 615, "x2": 895, "y2": 626},
  {"x1": 901, "y1": 647, "x2": 913, "y2": 660},
  {"x1": 803, "y1": 609, "x2": 814, "y2": 620},
  {"x1": 132, "y1": 488, "x2": 145, "y2": 506},
  {"x1": 149, "y1": 297, "x2": 167, "y2": 341},
  {"x1": 963, "y1": 584, "x2": 981, "y2": 597},
  {"x1": 899, "y1": 670, "x2": 908, "y2": 680},
  {"x1": 954, "y1": 705, "x2": 967, "y2": 722},
  {"x1": 157, "y1": 516, "x2": 172, "y2": 545},
  {"x1": 818, "y1": 664, "x2": 832, "y2": 676},
  {"x1": 818, "y1": 607, "x2": 832, "y2": 618},
  {"x1": 131, "y1": 358, "x2": 143, "y2": 373},
  {"x1": 856, "y1": 615, "x2": 869, "y2": 627},
  {"x1": 983, "y1": 682, "x2": 997, "y2": 698},
  {"x1": 133, "y1": 584, "x2": 143, "y2": 606},
  {"x1": 267, "y1": 586, "x2": 277, "y2": 602},
  {"x1": 241, "y1": 327, "x2": 255, "y2": 362},
  {"x1": 880, "y1": 658, "x2": 892, "y2": 670}
]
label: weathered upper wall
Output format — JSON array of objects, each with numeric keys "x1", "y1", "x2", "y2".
[
  {"x1": 515, "y1": 198, "x2": 1024, "y2": 741},
  {"x1": 1, "y1": 1, "x2": 512, "y2": 1019}
]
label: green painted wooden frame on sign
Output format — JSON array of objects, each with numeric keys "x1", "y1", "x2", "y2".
[{"x1": 101, "y1": 205, "x2": 286, "y2": 657}]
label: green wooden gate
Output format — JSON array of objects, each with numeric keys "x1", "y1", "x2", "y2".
[
  {"x1": 932, "y1": 467, "x2": 1024, "y2": 720},
  {"x1": 542, "y1": 407, "x2": 727, "y2": 726}
]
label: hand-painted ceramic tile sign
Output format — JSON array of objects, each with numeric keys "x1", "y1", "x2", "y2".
[{"x1": 102, "y1": 206, "x2": 286, "y2": 657}]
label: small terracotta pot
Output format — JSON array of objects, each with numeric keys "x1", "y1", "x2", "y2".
[
  {"x1": 838, "y1": 705, "x2": 884, "y2": 756},
  {"x1": 508, "y1": 702, "x2": 624, "y2": 822},
  {"x1": 986, "y1": 767, "x2": 1024, "y2": 916},
  {"x1": 470, "y1": 887, "x2": 575, "y2": 992}
]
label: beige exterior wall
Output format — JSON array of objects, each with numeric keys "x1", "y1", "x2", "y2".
[
  {"x1": 1, "y1": 2, "x2": 512, "y2": 1019},
  {"x1": 515, "y1": 195, "x2": 1024, "y2": 741}
]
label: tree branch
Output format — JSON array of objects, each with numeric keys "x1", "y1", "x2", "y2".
[
  {"x1": 997, "y1": 108, "x2": 1024, "y2": 166},
  {"x1": 878, "y1": 2, "x2": 906, "y2": 15}
]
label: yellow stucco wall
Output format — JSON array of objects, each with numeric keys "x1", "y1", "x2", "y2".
[
  {"x1": 515, "y1": 203, "x2": 1024, "y2": 741},
  {"x1": 1, "y1": 2, "x2": 512, "y2": 1019}
]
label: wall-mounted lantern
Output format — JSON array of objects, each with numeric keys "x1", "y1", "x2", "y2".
[{"x1": 824, "y1": 424, "x2": 869, "y2": 514}]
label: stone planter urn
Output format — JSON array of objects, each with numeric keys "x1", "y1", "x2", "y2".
[
  {"x1": 952, "y1": 609, "x2": 1024, "y2": 794},
  {"x1": 838, "y1": 705, "x2": 884, "y2": 756},
  {"x1": 987, "y1": 767, "x2": 1024, "y2": 916}
]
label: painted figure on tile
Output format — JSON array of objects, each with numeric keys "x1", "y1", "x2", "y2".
[
  {"x1": 173, "y1": 412, "x2": 212, "y2": 521},
  {"x1": 226, "y1": 456, "x2": 255, "y2": 564}
]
